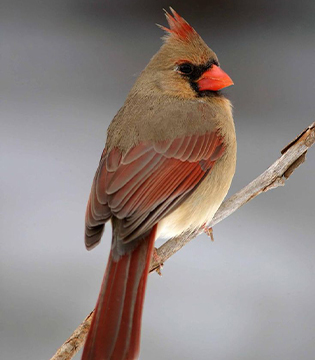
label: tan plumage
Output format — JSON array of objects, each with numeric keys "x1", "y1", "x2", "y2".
[
  {"x1": 82, "y1": 8, "x2": 236, "y2": 360},
  {"x1": 103, "y1": 23, "x2": 236, "y2": 239},
  {"x1": 106, "y1": 95, "x2": 236, "y2": 239}
]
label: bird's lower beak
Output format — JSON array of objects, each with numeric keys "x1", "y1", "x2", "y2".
[{"x1": 197, "y1": 65, "x2": 234, "y2": 91}]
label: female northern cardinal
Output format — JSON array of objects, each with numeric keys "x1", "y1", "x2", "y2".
[{"x1": 82, "y1": 8, "x2": 236, "y2": 360}]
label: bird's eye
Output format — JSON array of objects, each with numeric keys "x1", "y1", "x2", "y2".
[{"x1": 178, "y1": 63, "x2": 194, "y2": 75}]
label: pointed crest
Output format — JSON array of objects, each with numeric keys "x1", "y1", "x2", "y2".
[{"x1": 158, "y1": 7, "x2": 197, "y2": 41}]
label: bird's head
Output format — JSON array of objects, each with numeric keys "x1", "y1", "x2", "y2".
[{"x1": 142, "y1": 8, "x2": 233, "y2": 99}]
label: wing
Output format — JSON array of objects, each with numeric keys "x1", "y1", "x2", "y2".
[{"x1": 85, "y1": 131, "x2": 225, "y2": 252}]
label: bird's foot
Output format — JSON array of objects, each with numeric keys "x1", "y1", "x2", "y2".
[
  {"x1": 153, "y1": 247, "x2": 164, "y2": 276},
  {"x1": 202, "y1": 224, "x2": 214, "y2": 241}
]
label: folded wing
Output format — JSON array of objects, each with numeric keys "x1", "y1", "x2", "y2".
[{"x1": 85, "y1": 131, "x2": 225, "y2": 253}]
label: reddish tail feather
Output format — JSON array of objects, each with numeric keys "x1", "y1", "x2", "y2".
[{"x1": 82, "y1": 225, "x2": 157, "y2": 360}]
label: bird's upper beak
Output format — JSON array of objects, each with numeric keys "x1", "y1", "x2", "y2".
[{"x1": 197, "y1": 65, "x2": 234, "y2": 91}]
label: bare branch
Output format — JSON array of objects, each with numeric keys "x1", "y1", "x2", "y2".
[
  {"x1": 50, "y1": 312, "x2": 93, "y2": 360},
  {"x1": 50, "y1": 122, "x2": 315, "y2": 360},
  {"x1": 150, "y1": 122, "x2": 315, "y2": 271}
]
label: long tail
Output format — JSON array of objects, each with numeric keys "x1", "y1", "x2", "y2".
[{"x1": 82, "y1": 225, "x2": 157, "y2": 360}]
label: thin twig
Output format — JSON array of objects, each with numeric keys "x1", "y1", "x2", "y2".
[
  {"x1": 50, "y1": 312, "x2": 93, "y2": 360},
  {"x1": 150, "y1": 122, "x2": 315, "y2": 271},
  {"x1": 50, "y1": 122, "x2": 315, "y2": 360}
]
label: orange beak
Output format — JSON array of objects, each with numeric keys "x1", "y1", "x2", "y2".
[{"x1": 197, "y1": 65, "x2": 234, "y2": 91}]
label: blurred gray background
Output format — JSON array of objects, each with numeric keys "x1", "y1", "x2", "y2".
[{"x1": 1, "y1": 1, "x2": 315, "y2": 359}]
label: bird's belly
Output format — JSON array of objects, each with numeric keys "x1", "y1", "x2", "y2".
[{"x1": 157, "y1": 152, "x2": 236, "y2": 239}]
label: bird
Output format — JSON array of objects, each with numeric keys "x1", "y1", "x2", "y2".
[{"x1": 82, "y1": 8, "x2": 236, "y2": 360}]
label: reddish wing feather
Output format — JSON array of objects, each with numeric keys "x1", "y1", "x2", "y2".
[{"x1": 85, "y1": 131, "x2": 225, "y2": 250}]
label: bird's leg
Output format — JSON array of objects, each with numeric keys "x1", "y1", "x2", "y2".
[
  {"x1": 202, "y1": 224, "x2": 214, "y2": 241},
  {"x1": 152, "y1": 248, "x2": 164, "y2": 276}
]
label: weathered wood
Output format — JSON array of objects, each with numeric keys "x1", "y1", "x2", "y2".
[
  {"x1": 50, "y1": 312, "x2": 93, "y2": 360},
  {"x1": 150, "y1": 122, "x2": 315, "y2": 271}
]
